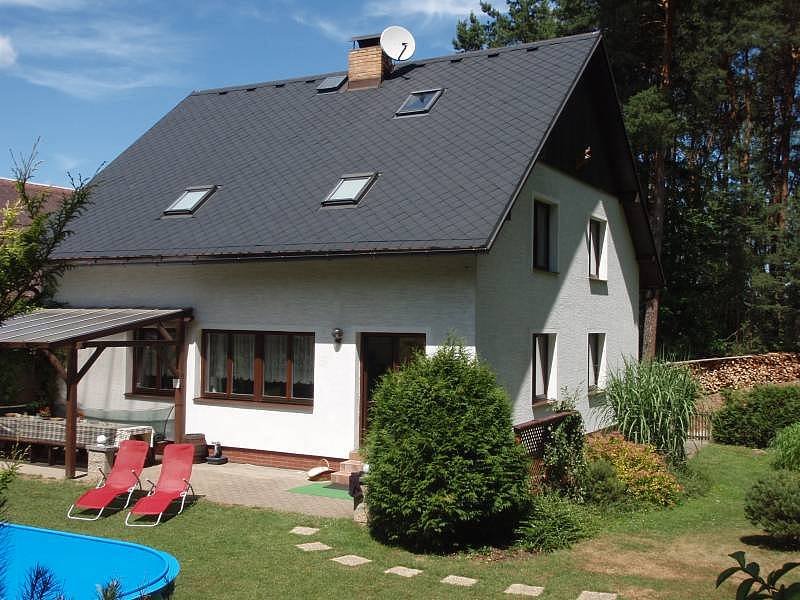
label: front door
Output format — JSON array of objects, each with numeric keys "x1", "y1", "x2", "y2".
[{"x1": 360, "y1": 333, "x2": 425, "y2": 442}]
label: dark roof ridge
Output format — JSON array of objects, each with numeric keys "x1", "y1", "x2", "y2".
[{"x1": 191, "y1": 31, "x2": 601, "y2": 96}]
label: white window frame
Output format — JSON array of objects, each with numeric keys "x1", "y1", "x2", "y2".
[
  {"x1": 531, "y1": 196, "x2": 559, "y2": 273},
  {"x1": 588, "y1": 332, "x2": 606, "y2": 393},
  {"x1": 532, "y1": 332, "x2": 557, "y2": 404},
  {"x1": 588, "y1": 216, "x2": 608, "y2": 280}
]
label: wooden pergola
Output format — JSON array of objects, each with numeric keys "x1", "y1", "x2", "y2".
[{"x1": 0, "y1": 307, "x2": 193, "y2": 478}]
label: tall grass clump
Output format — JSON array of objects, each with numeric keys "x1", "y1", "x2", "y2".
[
  {"x1": 603, "y1": 358, "x2": 699, "y2": 464},
  {"x1": 770, "y1": 423, "x2": 800, "y2": 471}
]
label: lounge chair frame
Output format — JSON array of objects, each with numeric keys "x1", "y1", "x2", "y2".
[
  {"x1": 124, "y1": 477, "x2": 194, "y2": 527},
  {"x1": 67, "y1": 466, "x2": 142, "y2": 521}
]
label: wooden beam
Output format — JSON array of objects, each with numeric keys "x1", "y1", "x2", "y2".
[
  {"x1": 82, "y1": 339, "x2": 176, "y2": 349},
  {"x1": 75, "y1": 346, "x2": 105, "y2": 383},
  {"x1": 40, "y1": 348, "x2": 67, "y2": 381},
  {"x1": 173, "y1": 319, "x2": 187, "y2": 443},
  {"x1": 65, "y1": 344, "x2": 78, "y2": 479},
  {"x1": 156, "y1": 324, "x2": 174, "y2": 342}
]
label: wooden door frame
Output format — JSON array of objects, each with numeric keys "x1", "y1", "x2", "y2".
[{"x1": 358, "y1": 332, "x2": 426, "y2": 445}]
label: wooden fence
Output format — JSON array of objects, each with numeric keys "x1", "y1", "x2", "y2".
[{"x1": 688, "y1": 411, "x2": 713, "y2": 441}]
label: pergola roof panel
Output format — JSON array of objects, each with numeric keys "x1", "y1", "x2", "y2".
[{"x1": 0, "y1": 308, "x2": 191, "y2": 347}]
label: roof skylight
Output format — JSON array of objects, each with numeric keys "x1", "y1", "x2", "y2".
[
  {"x1": 395, "y1": 88, "x2": 443, "y2": 116},
  {"x1": 322, "y1": 174, "x2": 377, "y2": 206},
  {"x1": 163, "y1": 186, "x2": 216, "y2": 216},
  {"x1": 317, "y1": 75, "x2": 347, "y2": 93}
]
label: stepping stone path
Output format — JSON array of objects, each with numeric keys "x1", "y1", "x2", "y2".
[
  {"x1": 295, "y1": 541, "x2": 331, "y2": 552},
  {"x1": 331, "y1": 555, "x2": 372, "y2": 567},
  {"x1": 384, "y1": 566, "x2": 423, "y2": 578},
  {"x1": 290, "y1": 523, "x2": 617, "y2": 598},
  {"x1": 441, "y1": 575, "x2": 478, "y2": 587},
  {"x1": 504, "y1": 583, "x2": 545, "y2": 596},
  {"x1": 289, "y1": 526, "x2": 319, "y2": 536}
]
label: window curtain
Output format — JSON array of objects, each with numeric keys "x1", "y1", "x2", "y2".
[
  {"x1": 264, "y1": 335, "x2": 287, "y2": 382},
  {"x1": 206, "y1": 333, "x2": 227, "y2": 392},
  {"x1": 292, "y1": 335, "x2": 314, "y2": 385},
  {"x1": 232, "y1": 334, "x2": 255, "y2": 379}
]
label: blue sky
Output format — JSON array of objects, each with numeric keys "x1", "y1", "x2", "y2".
[{"x1": 0, "y1": 0, "x2": 480, "y2": 186}]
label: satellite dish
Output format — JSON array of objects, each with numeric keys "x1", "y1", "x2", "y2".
[{"x1": 380, "y1": 26, "x2": 416, "y2": 61}]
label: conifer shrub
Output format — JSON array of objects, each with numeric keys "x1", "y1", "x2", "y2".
[
  {"x1": 713, "y1": 385, "x2": 800, "y2": 448},
  {"x1": 585, "y1": 432, "x2": 682, "y2": 506},
  {"x1": 744, "y1": 470, "x2": 800, "y2": 544},
  {"x1": 364, "y1": 343, "x2": 530, "y2": 552}
]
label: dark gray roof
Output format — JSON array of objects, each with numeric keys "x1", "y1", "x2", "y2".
[
  {"x1": 0, "y1": 308, "x2": 191, "y2": 348},
  {"x1": 52, "y1": 32, "x2": 616, "y2": 262}
]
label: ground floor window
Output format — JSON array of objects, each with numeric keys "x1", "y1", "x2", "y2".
[
  {"x1": 532, "y1": 333, "x2": 555, "y2": 404},
  {"x1": 588, "y1": 332, "x2": 606, "y2": 391},
  {"x1": 132, "y1": 327, "x2": 176, "y2": 396},
  {"x1": 202, "y1": 330, "x2": 314, "y2": 405}
]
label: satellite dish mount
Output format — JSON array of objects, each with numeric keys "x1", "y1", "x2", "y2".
[{"x1": 380, "y1": 26, "x2": 416, "y2": 61}]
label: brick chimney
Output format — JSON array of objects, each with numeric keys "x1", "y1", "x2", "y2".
[{"x1": 348, "y1": 34, "x2": 392, "y2": 90}]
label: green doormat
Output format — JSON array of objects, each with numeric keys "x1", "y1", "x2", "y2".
[{"x1": 288, "y1": 482, "x2": 352, "y2": 501}]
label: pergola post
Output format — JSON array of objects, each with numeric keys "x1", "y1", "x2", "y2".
[
  {"x1": 65, "y1": 344, "x2": 78, "y2": 479},
  {"x1": 173, "y1": 319, "x2": 187, "y2": 443}
]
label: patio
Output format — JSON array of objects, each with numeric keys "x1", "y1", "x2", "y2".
[{"x1": 17, "y1": 460, "x2": 353, "y2": 518}]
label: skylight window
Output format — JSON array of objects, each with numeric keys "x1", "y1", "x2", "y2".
[
  {"x1": 317, "y1": 75, "x2": 347, "y2": 93},
  {"x1": 163, "y1": 186, "x2": 216, "y2": 216},
  {"x1": 322, "y1": 174, "x2": 377, "y2": 206},
  {"x1": 395, "y1": 88, "x2": 443, "y2": 116}
]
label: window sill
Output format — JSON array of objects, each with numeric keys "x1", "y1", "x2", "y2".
[
  {"x1": 589, "y1": 275, "x2": 608, "y2": 283},
  {"x1": 193, "y1": 396, "x2": 313, "y2": 409},
  {"x1": 532, "y1": 267, "x2": 559, "y2": 276},
  {"x1": 532, "y1": 397, "x2": 554, "y2": 409},
  {"x1": 588, "y1": 386, "x2": 606, "y2": 398},
  {"x1": 125, "y1": 392, "x2": 174, "y2": 400}
]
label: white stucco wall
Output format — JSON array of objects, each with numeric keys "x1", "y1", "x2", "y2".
[
  {"x1": 476, "y1": 163, "x2": 640, "y2": 431},
  {"x1": 56, "y1": 255, "x2": 476, "y2": 458}
]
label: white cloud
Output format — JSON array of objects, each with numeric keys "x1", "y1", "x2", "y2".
[
  {"x1": 20, "y1": 66, "x2": 171, "y2": 99},
  {"x1": 0, "y1": 35, "x2": 17, "y2": 68},
  {"x1": 366, "y1": 0, "x2": 480, "y2": 18},
  {"x1": 292, "y1": 14, "x2": 349, "y2": 42}
]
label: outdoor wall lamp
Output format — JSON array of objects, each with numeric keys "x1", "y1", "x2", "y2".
[{"x1": 332, "y1": 328, "x2": 344, "y2": 344}]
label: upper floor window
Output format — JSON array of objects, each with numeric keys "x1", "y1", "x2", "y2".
[
  {"x1": 589, "y1": 218, "x2": 606, "y2": 279},
  {"x1": 132, "y1": 327, "x2": 176, "y2": 396},
  {"x1": 588, "y1": 332, "x2": 605, "y2": 391},
  {"x1": 533, "y1": 200, "x2": 557, "y2": 272},
  {"x1": 164, "y1": 186, "x2": 216, "y2": 216},
  {"x1": 203, "y1": 330, "x2": 314, "y2": 405},
  {"x1": 395, "y1": 88, "x2": 442, "y2": 116}
]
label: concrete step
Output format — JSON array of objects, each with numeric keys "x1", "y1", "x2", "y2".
[
  {"x1": 339, "y1": 459, "x2": 363, "y2": 474},
  {"x1": 349, "y1": 449, "x2": 363, "y2": 461},
  {"x1": 330, "y1": 471, "x2": 351, "y2": 487}
]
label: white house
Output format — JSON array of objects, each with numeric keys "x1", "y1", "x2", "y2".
[{"x1": 47, "y1": 32, "x2": 662, "y2": 470}]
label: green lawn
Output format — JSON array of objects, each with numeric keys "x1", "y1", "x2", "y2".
[{"x1": 4, "y1": 444, "x2": 799, "y2": 599}]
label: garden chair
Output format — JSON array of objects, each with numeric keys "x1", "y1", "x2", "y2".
[
  {"x1": 125, "y1": 443, "x2": 195, "y2": 527},
  {"x1": 67, "y1": 439, "x2": 149, "y2": 521}
]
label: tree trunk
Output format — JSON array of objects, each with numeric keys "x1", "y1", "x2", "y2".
[{"x1": 641, "y1": 0, "x2": 677, "y2": 359}]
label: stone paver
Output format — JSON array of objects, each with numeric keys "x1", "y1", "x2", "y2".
[
  {"x1": 19, "y1": 460, "x2": 352, "y2": 518},
  {"x1": 290, "y1": 526, "x2": 320, "y2": 536},
  {"x1": 441, "y1": 575, "x2": 478, "y2": 587},
  {"x1": 295, "y1": 542, "x2": 332, "y2": 552},
  {"x1": 577, "y1": 592, "x2": 617, "y2": 600},
  {"x1": 331, "y1": 555, "x2": 372, "y2": 567},
  {"x1": 384, "y1": 566, "x2": 423, "y2": 578},
  {"x1": 504, "y1": 583, "x2": 545, "y2": 596}
]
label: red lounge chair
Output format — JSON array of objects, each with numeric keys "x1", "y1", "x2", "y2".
[
  {"x1": 67, "y1": 439, "x2": 149, "y2": 521},
  {"x1": 125, "y1": 443, "x2": 195, "y2": 527}
]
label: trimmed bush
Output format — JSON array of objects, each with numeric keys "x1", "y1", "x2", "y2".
[
  {"x1": 585, "y1": 433, "x2": 682, "y2": 506},
  {"x1": 365, "y1": 343, "x2": 531, "y2": 552},
  {"x1": 603, "y1": 358, "x2": 699, "y2": 464},
  {"x1": 713, "y1": 385, "x2": 800, "y2": 448},
  {"x1": 770, "y1": 423, "x2": 800, "y2": 471},
  {"x1": 744, "y1": 470, "x2": 800, "y2": 543},
  {"x1": 583, "y1": 459, "x2": 628, "y2": 508},
  {"x1": 515, "y1": 492, "x2": 592, "y2": 553}
]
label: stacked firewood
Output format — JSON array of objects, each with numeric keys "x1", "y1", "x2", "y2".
[{"x1": 680, "y1": 353, "x2": 800, "y2": 393}]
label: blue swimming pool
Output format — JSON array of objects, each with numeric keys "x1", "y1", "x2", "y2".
[{"x1": 2, "y1": 523, "x2": 180, "y2": 599}]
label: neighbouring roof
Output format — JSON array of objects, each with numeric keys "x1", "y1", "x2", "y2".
[
  {"x1": 51, "y1": 32, "x2": 662, "y2": 287},
  {"x1": 0, "y1": 178, "x2": 70, "y2": 226},
  {"x1": 0, "y1": 308, "x2": 191, "y2": 348}
]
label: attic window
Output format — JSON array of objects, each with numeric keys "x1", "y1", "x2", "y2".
[
  {"x1": 163, "y1": 186, "x2": 216, "y2": 215},
  {"x1": 322, "y1": 173, "x2": 376, "y2": 206},
  {"x1": 395, "y1": 88, "x2": 442, "y2": 116}
]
